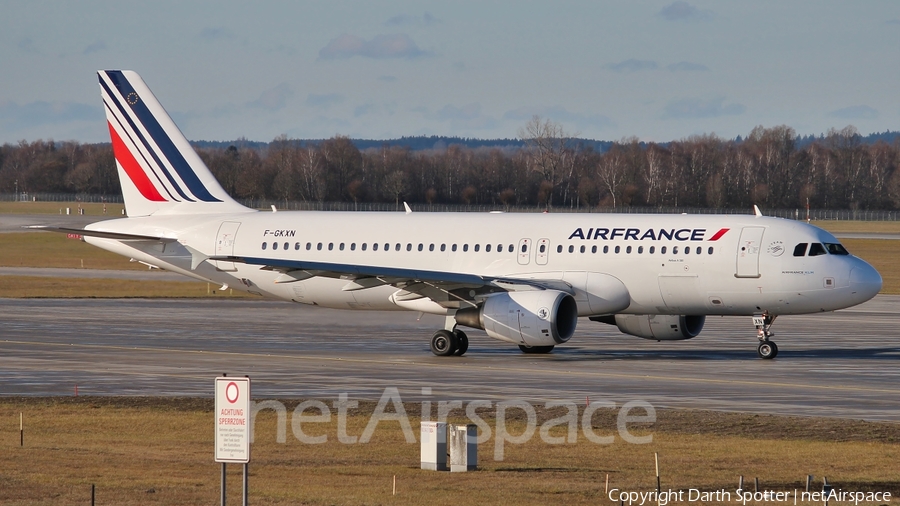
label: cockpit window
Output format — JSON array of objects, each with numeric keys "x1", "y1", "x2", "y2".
[
  {"x1": 793, "y1": 243, "x2": 808, "y2": 257},
  {"x1": 808, "y1": 243, "x2": 827, "y2": 256},
  {"x1": 825, "y1": 243, "x2": 849, "y2": 255}
]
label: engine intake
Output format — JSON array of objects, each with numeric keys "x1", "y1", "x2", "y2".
[{"x1": 456, "y1": 290, "x2": 578, "y2": 347}]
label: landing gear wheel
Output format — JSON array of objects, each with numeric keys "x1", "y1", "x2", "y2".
[
  {"x1": 518, "y1": 345, "x2": 555, "y2": 354},
  {"x1": 431, "y1": 330, "x2": 458, "y2": 357},
  {"x1": 757, "y1": 341, "x2": 778, "y2": 360},
  {"x1": 453, "y1": 330, "x2": 469, "y2": 356}
]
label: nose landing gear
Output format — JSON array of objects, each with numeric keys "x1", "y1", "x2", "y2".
[{"x1": 754, "y1": 312, "x2": 778, "y2": 359}]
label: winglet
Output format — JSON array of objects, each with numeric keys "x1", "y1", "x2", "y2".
[
  {"x1": 753, "y1": 205, "x2": 763, "y2": 217},
  {"x1": 403, "y1": 202, "x2": 412, "y2": 214}
]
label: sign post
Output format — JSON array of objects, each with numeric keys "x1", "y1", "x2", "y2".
[{"x1": 215, "y1": 376, "x2": 251, "y2": 505}]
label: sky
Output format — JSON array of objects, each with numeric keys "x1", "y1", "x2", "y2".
[{"x1": 0, "y1": 1, "x2": 898, "y2": 144}]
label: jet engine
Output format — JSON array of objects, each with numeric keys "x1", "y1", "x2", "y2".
[
  {"x1": 594, "y1": 314, "x2": 705, "y2": 341},
  {"x1": 455, "y1": 290, "x2": 578, "y2": 347}
]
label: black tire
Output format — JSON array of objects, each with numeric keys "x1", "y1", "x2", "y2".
[
  {"x1": 757, "y1": 341, "x2": 778, "y2": 360},
  {"x1": 453, "y1": 330, "x2": 469, "y2": 356},
  {"x1": 518, "y1": 344, "x2": 555, "y2": 354},
  {"x1": 431, "y1": 330, "x2": 458, "y2": 357}
]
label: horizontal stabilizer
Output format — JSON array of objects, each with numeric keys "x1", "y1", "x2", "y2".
[{"x1": 25, "y1": 225, "x2": 175, "y2": 242}]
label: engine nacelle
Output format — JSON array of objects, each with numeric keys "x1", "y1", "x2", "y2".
[
  {"x1": 455, "y1": 290, "x2": 578, "y2": 347},
  {"x1": 599, "y1": 314, "x2": 705, "y2": 341}
]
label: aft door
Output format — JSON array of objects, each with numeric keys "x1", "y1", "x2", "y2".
[
  {"x1": 735, "y1": 226, "x2": 764, "y2": 278},
  {"x1": 214, "y1": 221, "x2": 241, "y2": 271}
]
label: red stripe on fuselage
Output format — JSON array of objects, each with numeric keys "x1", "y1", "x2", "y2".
[
  {"x1": 708, "y1": 228, "x2": 730, "y2": 241},
  {"x1": 107, "y1": 122, "x2": 166, "y2": 202}
]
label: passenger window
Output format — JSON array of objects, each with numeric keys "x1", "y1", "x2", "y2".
[
  {"x1": 328, "y1": 243, "x2": 334, "y2": 251},
  {"x1": 417, "y1": 244, "x2": 423, "y2": 251},
  {"x1": 385, "y1": 243, "x2": 390, "y2": 251},
  {"x1": 649, "y1": 246, "x2": 655, "y2": 254},
  {"x1": 497, "y1": 244, "x2": 502, "y2": 252},
  {"x1": 294, "y1": 242, "x2": 300, "y2": 251},
  {"x1": 373, "y1": 243, "x2": 379, "y2": 251},
  {"x1": 262, "y1": 242, "x2": 267, "y2": 250},
  {"x1": 486, "y1": 244, "x2": 492, "y2": 252},
  {"x1": 463, "y1": 244, "x2": 469, "y2": 252},
  {"x1": 580, "y1": 245, "x2": 585, "y2": 253},
  {"x1": 317, "y1": 242, "x2": 323, "y2": 251},
  {"x1": 591, "y1": 245, "x2": 597, "y2": 253},
  {"x1": 568, "y1": 245, "x2": 574, "y2": 253},
  {"x1": 350, "y1": 243, "x2": 356, "y2": 251},
  {"x1": 521, "y1": 244, "x2": 527, "y2": 253},
  {"x1": 429, "y1": 244, "x2": 434, "y2": 252},
  {"x1": 339, "y1": 243, "x2": 345, "y2": 251},
  {"x1": 707, "y1": 247, "x2": 713, "y2": 255},
  {"x1": 603, "y1": 245, "x2": 609, "y2": 254},
  {"x1": 306, "y1": 242, "x2": 312, "y2": 250},
  {"x1": 407, "y1": 243, "x2": 412, "y2": 251},
  {"x1": 684, "y1": 246, "x2": 689, "y2": 255},
  {"x1": 395, "y1": 243, "x2": 401, "y2": 251},
  {"x1": 638, "y1": 246, "x2": 643, "y2": 254},
  {"x1": 615, "y1": 245, "x2": 621, "y2": 254},
  {"x1": 474, "y1": 244, "x2": 480, "y2": 252},
  {"x1": 673, "y1": 246, "x2": 679, "y2": 254},
  {"x1": 272, "y1": 242, "x2": 278, "y2": 250},
  {"x1": 793, "y1": 243, "x2": 808, "y2": 257},
  {"x1": 282, "y1": 242, "x2": 287, "y2": 250},
  {"x1": 557, "y1": 245, "x2": 563, "y2": 253},
  {"x1": 362, "y1": 243, "x2": 367, "y2": 251},
  {"x1": 508, "y1": 245, "x2": 514, "y2": 253},
  {"x1": 539, "y1": 244, "x2": 546, "y2": 253},
  {"x1": 452, "y1": 244, "x2": 458, "y2": 252},
  {"x1": 808, "y1": 243, "x2": 827, "y2": 256},
  {"x1": 661, "y1": 246, "x2": 667, "y2": 254},
  {"x1": 441, "y1": 244, "x2": 446, "y2": 252},
  {"x1": 825, "y1": 243, "x2": 849, "y2": 255},
  {"x1": 626, "y1": 246, "x2": 632, "y2": 254}
]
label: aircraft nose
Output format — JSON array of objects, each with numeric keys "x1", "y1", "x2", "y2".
[{"x1": 850, "y1": 261, "x2": 882, "y2": 302}]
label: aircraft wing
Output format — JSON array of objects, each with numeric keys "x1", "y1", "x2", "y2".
[
  {"x1": 211, "y1": 255, "x2": 571, "y2": 308},
  {"x1": 25, "y1": 226, "x2": 176, "y2": 242}
]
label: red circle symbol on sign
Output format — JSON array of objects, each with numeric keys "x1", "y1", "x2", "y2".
[{"x1": 225, "y1": 381, "x2": 240, "y2": 403}]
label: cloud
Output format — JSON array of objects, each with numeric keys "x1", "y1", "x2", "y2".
[
  {"x1": 430, "y1": 103, "x2": 497, "y2": 130},
  {"x1": 887, "y1": 18, "x2": 900, "y2": 25},
  {"x1": 828, "y1": 105, "x2": 878, "y2": 120},
  {"x1": 354, "y1": 104, "x2": 376, "y2": 117},
  {"x1": 306, "y1": 93, "x2": 343, "y2": 108},
  {"x1": 659, "y1": 1, "x2": 713, "y2": 21},
  {"x1": 667, "y1": 61, "x2": 709, "y2": 72},
  {"x1": 83, "y1": 40, "x2": 107, "y2": 55},
  {"x1": 248, "y1": 83, "x2": 293, "y2": 111},
  {"x1": 604, "y1": 59, "x2": 659, "y2": 73},
  {"x1": 385, "y1": 12, "x2": 439, "y2": 27},
  {"x1": 663, "y1": 97, "x2": 745, "y2": 119},
  {"x1": 318, "y1": 33, "x2": 432, "y2": 60},
  {"x1": 17, "y1": 38, "x2": 38, "y2": 54},
  {"x1": 199, "y1": 27, "x2": 237, "y2": 41},
  {"x1": 0, "y1": 100, "x2": 100, "y2": 128},
  {"x1": 504, "y1": 106, "x2": 614, "y2": 131}
]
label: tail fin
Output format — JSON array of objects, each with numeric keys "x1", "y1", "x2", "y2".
[{"x1": 99, "y1": 70, "x2": 252, "y2": 217}]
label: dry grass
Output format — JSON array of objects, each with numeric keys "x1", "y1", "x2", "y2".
[
  {"x1": 0, "y1": 233, "x2": 143, "y2": 270},
  {"x1": 842, "y1": 239, "x2": 899, "y2": 294},
  {"x1": 0, "y1": 202, "x2": 125, "y2": 216},
  {"x1": 0, "y1": 275, "x2": 253, "y2": 298},
  {"x1": 0, "y1": 398, "x2": 897, "y2": 505},
  {"x1": 811, "y1": 220, "x2": 900, "y2": 234}
]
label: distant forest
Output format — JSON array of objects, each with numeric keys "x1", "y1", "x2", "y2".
[{"x1": 2, "y1": 119, "x2": 899, "y2": 210}]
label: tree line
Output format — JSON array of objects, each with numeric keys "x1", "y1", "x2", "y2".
[{"x1": 2, "y1": 118, "x2": 899, "y2": 210}]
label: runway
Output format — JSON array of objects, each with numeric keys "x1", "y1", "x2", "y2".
[{"x1": 1, "y1": 296, "x2": 898, "y2": 421}]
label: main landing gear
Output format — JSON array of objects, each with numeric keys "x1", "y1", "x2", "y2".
[
  {"x1": 430, "y1": 329, "x2": 469, "y2": 357},
  {"x1": 753, "y1": 312, "x2": 778, "y2": 359}
]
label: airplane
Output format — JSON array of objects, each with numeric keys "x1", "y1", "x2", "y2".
[{"x1": 32, "y1": 70, "x2": 883, "y2": 359}]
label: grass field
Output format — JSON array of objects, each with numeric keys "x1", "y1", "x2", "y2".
[
  {"x1": 1, "y1": 397, "x2": 897, "y2": 505},
  {"x1": 0, "y1": 201, "x2": 125, "y2": 216}
]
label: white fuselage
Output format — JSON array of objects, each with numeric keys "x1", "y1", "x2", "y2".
[{"x1": 84, "y1": 211, "x2": 882, "y2": 317}]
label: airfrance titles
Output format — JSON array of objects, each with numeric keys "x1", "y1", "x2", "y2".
[{"x1": 567, "y1": 227, "x2": 729, "y2": 242}]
